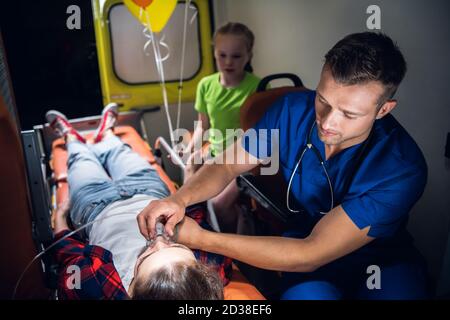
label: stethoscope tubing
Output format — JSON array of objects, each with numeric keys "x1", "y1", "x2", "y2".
[{"x1": 286, "y1": 121, "x2": 334, "y2": 214}]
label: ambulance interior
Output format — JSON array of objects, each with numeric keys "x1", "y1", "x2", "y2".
[{"x1": 0, "y1": 0, "x2": 449, "y2": 299}]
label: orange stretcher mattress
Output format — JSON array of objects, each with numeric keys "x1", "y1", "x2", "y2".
[{"x1": 49, "y1": 125, "x2": 265, "y2": 300}]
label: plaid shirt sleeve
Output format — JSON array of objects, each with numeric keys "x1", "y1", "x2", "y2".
[
  {"x1": 51, "y1": 230, "x2": 128, "y2": 300},
  {"x1": 185, "y1": 203, "x2": 233, "y2": 286}
]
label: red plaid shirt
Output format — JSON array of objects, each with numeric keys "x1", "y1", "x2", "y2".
[{"x1": 52, "y1": 203, "x2": 232, "y2": 300}]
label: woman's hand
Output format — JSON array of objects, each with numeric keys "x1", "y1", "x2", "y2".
[{"x1": 53, "y1": 200, "x2": 70, "y2": 234}]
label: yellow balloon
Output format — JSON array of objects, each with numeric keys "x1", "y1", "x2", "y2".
[{"x1": 124, "y1": 0, "x2": 178, "y2": 33}]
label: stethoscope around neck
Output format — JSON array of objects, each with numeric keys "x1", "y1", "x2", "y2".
[
  {"x1": 286, "y1": 121, "x2": 373, "y2": 214},
  {"x1": 286, "y1": 122, "x2": 334, "y2": 214}
]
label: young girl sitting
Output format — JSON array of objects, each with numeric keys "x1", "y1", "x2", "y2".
[{"x1": 183, "y1": 22, "x2": 261, "y2": 232}]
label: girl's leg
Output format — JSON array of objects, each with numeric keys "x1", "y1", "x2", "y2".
[{"x1": 211, "y1": 179, "x2": 242, "y2": 233}]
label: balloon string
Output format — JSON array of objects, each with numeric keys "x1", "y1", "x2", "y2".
[
  {"x1": 189, "y1": 3, "x2": 198, "y2": 25},
  {"x1": 143, "y1": 30, "x2": 170, "y2": 62},
  {"x1": 176, "y1": 0, "x2": 191, "y2": 130},
  {"x1": 176, "y1": 1, "x2": 197, "y2": 130},
  {"x1": 158, "y1": 34, "x2": 171, "y2": 62},
  {"x1": 143, "y1": 11, "x2": 175, "y2": 147}
]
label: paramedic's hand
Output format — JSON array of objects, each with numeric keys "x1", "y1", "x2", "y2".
[
  {"x1": 173, "y1": 216, "x2": 204, "y2": 249},
  {"x1": 137, "y1": 195, "x2": 186, "y2": 240}
]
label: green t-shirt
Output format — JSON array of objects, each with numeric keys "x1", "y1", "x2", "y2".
[{"x1": 194, "y1": 72, "x2": 260, "y2": 155}]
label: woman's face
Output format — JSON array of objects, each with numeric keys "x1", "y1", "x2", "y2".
[
  {"x1": 132, "y1": 236, "x2": 196, "y2": 283},
  {"x1": 214, "y1": 34, "x2": 251, "y2": 78}
]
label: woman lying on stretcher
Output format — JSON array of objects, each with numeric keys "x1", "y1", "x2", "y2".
[{"x1": 46, "y1": 104, "x2": 232, "y2": 300}]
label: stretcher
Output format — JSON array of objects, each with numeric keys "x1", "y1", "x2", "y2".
[
  {"x1": 0, "y1": 96, "x2": 50, "y2": 299},
  {"x1": 0, "y1": 73, "x2": 304, "y2": 299},
  {"x1": 14, "y1": 107, "x2": 264, "y2": 300}
]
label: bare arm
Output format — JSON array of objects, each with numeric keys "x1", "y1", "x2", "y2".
[
  {"x1": 177, "y1": 205, "x2": 374, "y2": 272},
  {"x1": 138, "y1": 138, "x2": 262, "y2": 239},
  {"x1": 175, "y1": 137, "x2": 260, "y2": 207},
  {"x1": 185, "y1": 113, "x2": 209, "y2": 154}
]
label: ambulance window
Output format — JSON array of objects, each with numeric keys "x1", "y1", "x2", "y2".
[{"x1": 108, "y1": 3, "x2": 201, "y2": 84}]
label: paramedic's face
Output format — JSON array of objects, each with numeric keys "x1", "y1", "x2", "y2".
[
  {"x1": 315, "y1": 66, "x2": 387, "y2": 148},
  {"x1": 214, "y1": 34, "x2": 250, "y2": 76},
  {"x1": 133, "y1": 237, "x2": 196, "y2": 280}
]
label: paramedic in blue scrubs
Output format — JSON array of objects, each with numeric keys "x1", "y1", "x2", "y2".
[{"x1": 138, "y1": 32, "x2": 430, "y2": 299}]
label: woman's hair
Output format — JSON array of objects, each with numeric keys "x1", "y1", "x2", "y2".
[
  {"x1": 213, "y1": 22, "x2": 255, "y2": 73},
  {"x1": 131, "y1": 260, "x2": 224, "y2": 300}
]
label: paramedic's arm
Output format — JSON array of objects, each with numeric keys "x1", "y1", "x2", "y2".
[
  {"x1": 177, "y1": 205, "x2": 374, "y2": 272},
  {"x1": 138, "y1": 138, "x2": 261, "y2": 239}
]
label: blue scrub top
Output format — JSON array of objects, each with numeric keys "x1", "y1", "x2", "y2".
[{"x1": 242, "y1": 90, "x2": 427, "y2": 245}]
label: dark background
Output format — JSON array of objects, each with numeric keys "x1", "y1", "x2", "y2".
[{"x1": 0, "y1": 0, "x2": 103, "y2": 130}]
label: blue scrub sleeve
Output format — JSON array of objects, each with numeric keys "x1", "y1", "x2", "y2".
[
  {"x1": 342, "y1": 165, "x2": 427, "y2": 238},
  {"x1": 241, "y1": 95, "x2": 287, "y2": 160}
]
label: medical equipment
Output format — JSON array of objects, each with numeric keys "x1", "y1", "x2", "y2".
[
  {"x1": 155, "y1": 221, "x2": 165, "y2": 237},
  {"x1": 155, "y1": 136, "x2": 186, "y2": 170},
  {"x1": 286, "y1": 121, "x2": 373, "y2": 214},
  {"x1": 153, "y1": 221, "x2": 171, "y2": 241}
]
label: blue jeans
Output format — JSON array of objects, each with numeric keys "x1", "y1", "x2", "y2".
[{"x1": 67, "y1": 135, "x2": 170, "y2": 234}]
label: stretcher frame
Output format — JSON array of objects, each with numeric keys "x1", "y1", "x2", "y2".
[{"x1": 21, "y1": 107, "x2": 265, "y2": 300}]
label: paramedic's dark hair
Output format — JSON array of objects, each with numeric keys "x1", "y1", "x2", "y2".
[
  {"x1": 132, "y1": 261, "x2": 224, "y2": 300},
  {"x1": 213, "y1": 22, "x2": 255, "y2": 73},
  {"x1": 324, "y1": 32, "x2": 407, "y2": 105}
]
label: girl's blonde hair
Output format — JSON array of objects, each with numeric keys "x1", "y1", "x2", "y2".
[{"x1": 213, "y1": 22, "x2": 255, "y2": 72}]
